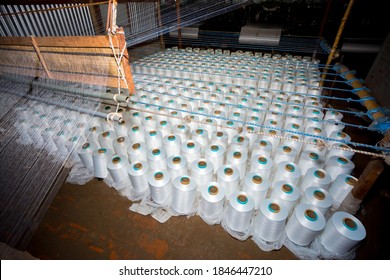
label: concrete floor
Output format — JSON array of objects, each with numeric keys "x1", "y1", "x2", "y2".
[{"x1": 26, "y1": 168, "x2": 390, "y2": 260}]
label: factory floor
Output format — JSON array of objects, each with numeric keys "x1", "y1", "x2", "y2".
[{"x1": 26, "y1": 168, "x2": 390, "y2": 260}]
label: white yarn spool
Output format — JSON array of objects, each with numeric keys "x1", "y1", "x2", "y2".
[
  {"x1": 77, "y1": 142, "x2": 97, "y2": 171},
  {"x1": 242, "y1": 125, "x2": 259, "y2": 150},
  {"x1": 145, "y1": 130, "x2": 163, "y2": 149},
  {"x1": 181, "y1": 140, "x2": 201, "y2": 165},
  {"x1": 270, "y1": 181, "x2": 300, "y2": 214},
  {"x1": 113, "y1": 136, "x2": 131, "y2": 158},
  {"x1": 157, "y1": 120, "x2": 173, "y2": 138},
  {"x1": 227, "y1": 150, "x2": 247, "y2": 181},
  {"x1": 272, "y1": 161, "x2": 301, "y2": 186},
  {"x1": 324, "y1": 156, "x2": 355, "y2": 181},
  {"x1": 252, "y1": 139, "x2": 273, "y2": 159},
  {"x1": 200, "y1": 182, "x2": 226, "y2": 219},
  {"x1": 147, "y1": 148, "x2": 167, "y2": 171},
  {"x1": 304, "y1": 108, "x2": 324, "y2": 120},
  {"x1": 300, "y1": 167, "x2": 332, "y2": 193},
  {"x1": 147, "y1": 171, "x2": 172, "y2": 205},
  {"x1": 286, "y1": 104, "x2": 304, "y2": 116},
  {"x1": 86, "y1": 126, "x2": 102, "y2": 148},
  {"x1": 127, "y1": 142, "x2": 148, "y2": 163},
  {"x1": 324, "y1": 121, "x2": 345, "y2": 137},
  {"x1": 114, "y1": 120, "x2": 128, "y2": 137},
  {"x1": 328, "y1": 174, "x2": 358, "y2": 209},
  {"x1": 167, "y1": 155, "x2": 188, "y2": 180},
  {"x1": 231, "y1": 135, "x2": 250, "y2": 156},
  {"x1": 223, "y1": 120, "x2": 239, "y2": 144},
  {"x1": 254, "y1": 199, "x2": 288, "y2": 242},
  {"x1": 324, "y1": 110, "x2": 343, "y2": 122},
  {"x1": 320, "y1": 211, "x2": 366, "y2": 255},
  {"x1": 211, "y1": 131, "x2": 229, "y2": 149},
  {"x1": 172, "y1": 176, "x2": 197, "y2": 214},
  {"x1": 305, "y1": 126, "x2": 327, "y2": 139},
  {"x1": 107, "y1": 154, "x2": 131, "y2": 190},
  {"x1": 285, "y1": 204, "x2": 326, "y2": 246},
  {"x1": 301, "y1": 137, "x2": 327, "y2": 157},
  {"x1": 191, "y1": 128, "x2": 209, "y2": 155},
  {"x1": 128, "y1": 125, "x2": 145, "y2": 143},
  {"x1": 92, "y1": 148, "x2": 113, "y2": 179},
  {"x1": 217, "y1": 165, "x2": 240, "y2": 198},
  {"x1": 250, "y1": 155, "x2": 274, "y2": 181},
  {"x1": 262, "y1": 129, "x2": 280, "y2": 155},
  {"x1": 204, "y1": 144, "x2": 225, "y2": 174},
  {"x1": 243, "y1": 173, "x2": 270, "y2": 210},
  {"x1": 29, "y1": 125, "x2": 44, "y2": 148},
  {"x1": 328, "y1": 131, "x2": 351, "y2": 146},
  {"x1": 42, "y1": 127, "x2": 58, "y2": 153},
  {"x1": 173, "y1": 124, "x2": 191, "y2": 143},
  {"x1": 186, "y1": 115, "x2": 199, "y2": 132},
  {"x1": 225, "y1": 192, "x2": 255, "y2": 232},
  {"x1": 300, "y1": 187, "x2": 332, "y2": 215},
  {"x1": 326, "y1": 144, "x2": 354, "y2": 160},
  {"x1": 98, "y1": 130, "x2": 116, "y2": 150},
  {"x1": 190, "y1": 159, "x2": 214, "y2": 190},
  {"x1": 274, "y1": 145, "x2": 298, "y2": 164},
  {"x1": 128, "y1": 161, "x2": 149, "y2": 193},
  {"x1": 162, "y1": 134, "x2": 182, "y2": 158},
  {"x1": 297, "y1": 151, "x2": 325, "y2": 176},
  {"x1": 212, "y1": 109, "x2": 226, "y2": 125}
]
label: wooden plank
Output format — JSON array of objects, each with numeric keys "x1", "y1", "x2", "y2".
[
  {"x1": 31, "y1": 37, "x2": 52, "y2": 79},
  {"x1": 352, "y1": 158, "x2": 385, "y2": 200},
  {"x1": 0, "y1": 50, "x2": 41, "y2": 69},
  {"x1": 0, "y1": 36, "x2": 123, "y2": 49}
]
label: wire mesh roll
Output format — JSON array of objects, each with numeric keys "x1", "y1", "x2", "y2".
[
  {"x1": 319, "y1": 211, "x2": 366, "y2": 255},
  {"x1": 181, "y1": 140, "x2": 201, "y2": 165},
  {"x1": 211, "y1": 131, "x2": 228, "y2": 149},
  {"x1": 254, "y1": 199, "x2": 288, "y2": 242},
  {"x1": 162, "y1": 134, "x2": 182, "y2": 158},
  {"x1": 190, "y1": 159, "x2": 214, "y2": 190},
  {"x1": 113, "y1": 136, "x2": 131, "y2": 158},
  {"x1": 191, "y1": 128, "x2": 209, "y2": 155},
  {"x1": 114, "y1": 120, "x2": 128, "y2": 137},
  {"x1": 145, "y1": 130, "x2": 163, "y2": 149},
  {"x1": 98, "y1": 130, "x2": 116, "y2": 151},
  {"x1": 299, "y1": 167, "x2": 332, "y2": 193},
  {"x1": 270, "y1": 181, "x2": 300, "y2": 214},
  {"x1": 147, "y1": 148, "x2": 167, "y2": 172},
  {"x1": 205, "y1": 144, "x2": 226, "y2": 174},
  {"x1": 167, "y1": 155, "x2": 188, "y2": 181},
  {"x1": 324, "y1": 156, "x2": 355, "y2": 181},
  {"x1": 157, "y1": 120, "x2": 173, "y2": 138},
  {"x1": 301, "y1": 187, "x2": 333, "y2": 215},
  {"x1": 92, "y1": 148, "x2": 113, "y2": 179},
  {"x1": 172, "y1": 176, "x2": 197, "y2": 214},
  {"x1": 272, "y1": 161, "x2": 301, "y2": 186},
  {"x1": 225, "y1": 191, "x2": 255, "y2": 232},
  {"x1": 107, "y1": 154, "x2": 131, "y2": 190},
  {"x1": 128, "y1": 125, "x2": 145, "y2": 143},
  {"x1": 285, "y1": 204, "x2": 326, "y2": 246},
  {"x1": 77, "y1": 142, "x2": 97, "y2": 172},
  {"x1": 250, "y1": 155, "x2": 274, "y2": 181},
  {"x1": 173, "y1": 124, "x2": 191, "y2": 143},
  {"x1": 217, "y1": 165, "x2": 240, "y2": 198},
  {"x1": 127, "y1": 142, "x2": 147, "y2": 164},
  {"x1": 328, "y1": 174, "x2": 358, "y2": 209},
  {"x1": 252, "y1": 139, "x2": 273, "y2": 159},
  {"x1": 227, "y1": 150, "x2": 248, "y2": 181},
  {"x1": 147, "y1": 170, "x2": 172, "y2": 205},
  {"x1": 86, "y1": 125, "x2": 102, "y2": 148},
  {"x1": 297, "y1": 151, "x2": 325, "y2": 176},
  {"x1": 200, "y1": 182, "x2": 226, "y2": 219},
  {"x1": 128, "y1": 161, "x2": 149, "y2": 193},
  {"x1": 231, "y1": 135, "x2": 250, "y2": 156},
  {"x1": 243, "y1": 173, "x2": 270, "y2": 210}
]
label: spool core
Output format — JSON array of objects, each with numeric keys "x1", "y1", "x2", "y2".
[
  {"x1": 82, "y1": 143, "x2": 90, "y2": 149},
  {"x1": 152, "y1": 149, "x2": 160, "y2": 156},
  {"x1": 260, "y1": 140, "x2": 267, "y2": 147},
  {"x1": 268, "y1": 203, "x2": 280, "y2": 213},
  {"x1": 258, "y1": 157, "x2": 267, "y2": 164},
  {"x1": 132, "y1": 143, "x2": 140, "y2": 150},
  {"x1": 282, "y1": 184, "x2": 293, "y2": 194},
  {"x1": 134, "y1": 163, "x2": 142, "y2": 170},
  {"x1": 252, "y1": 175, "x2": 263, "y2": 184},
  {"x1": 345, "y1": 176, "x2": 357, "y2": 185},
  {"x1": 283, "y1": 146, "x2": 292, "y2": 153},
  {"x1": 342, "y1": 218, "x2": 358, "y2": 231},
  {"x1": 211, "y1": 145, "x2": 219, "y2": 152},
  {"x1": 337, "y1": 157, "x2": 348, "y2": 164},
  {"x1": 112, "y1": 156, "x2": 121, "y2": 164},
  {"x1": 314, "y1": 170, "x2": 325, "y2": 179},
  {"x1": 233, "y1": 152, "x2": 241, "y2": 159},
  {"x1": 237, "y1": 195, "x2": 248, "y2": 204},
  {"x1": 224, "y1": 167, "x2": 233, "y2": 175},
  {"x1": 187, "y1": 142, "x2": 195, "y2": 148},
  {"x1": 172, "y1": 156, "x2": 181, "y2": 164},
  {"x1": 285, "y1": 164, "x2": 295, "y2": 172},
  {"x1": 102, "y1": 131, "x2": 110, "y2": 137},
  {"x1": 98, "y1": 148, "x2": 106, "y2": 154},
  {"x1": 216, "y1": 132, "x2": 223, "y2": 137},
  {"x1": 304, "y1": 209, "x2": 318, "y2": 221},
  {"x1": 117, "y1": 137, "x2": 125, "y2": 143},
  {"x1": 180, "y1": 177, "x2": 190, "y2": 185},
  {"x1": 168, "y1": 135, "x2": 176, "y2": 141},
  {"x1": 154, "y1": 172, "x2": 164, "y2": 180},
  {"x1": 313, "y1": 190, "x2": 325, "y2": 200},
  {"x1": 198, "y1": 161, "x2": 207, "y2": 169},
  {"x1": 309, "y1": 152, "x2": 319, "y2": 160}
]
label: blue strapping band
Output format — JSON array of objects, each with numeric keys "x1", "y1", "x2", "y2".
[
  {"x1": 367, "y1": 108, "x2": 388, "y2": 121},
  {"x1": 352, "y1": 87, "x2": 370, "y2": 93},
  {"x1": 346, "y1": 77, "x2": 365, "y2": 85},
  {"x1": 368, "y1": 116, "x2": 390, "y2": 134},
  {"x1": 359, "y1": 96, "x2": 376, "y2": 103}
]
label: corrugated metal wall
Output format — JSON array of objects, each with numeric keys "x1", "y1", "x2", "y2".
[{"x1": 0, "y1": 4, "x2": 95, "y2": 37}]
